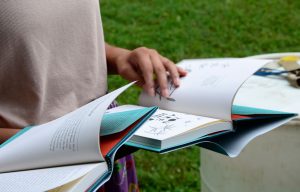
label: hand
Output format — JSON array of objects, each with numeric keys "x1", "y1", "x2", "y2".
[{"x1": 107, "y1": 46, "x2": 187, "y2": 97}]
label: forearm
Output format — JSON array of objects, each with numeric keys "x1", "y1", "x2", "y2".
[{"x1": 105, "y1": 43, "x2": 131, "y2": 74}]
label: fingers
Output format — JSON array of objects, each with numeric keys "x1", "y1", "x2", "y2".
[
  {"x1": 177, "y1": 65, "x2": 188, "y2": 77},
  {"x1": 151, "y1": 53, "x2": 168, "y2": 97},
  {"x1": 138, "y1": 54, "x2": 156, "y2": 96},
  {"x1": 117, "y1": 60, "x2": 144, "y2": 86},
  {"x1": 126, "y1": 47, "x2": 188, "y2": 98},
  {"x1": 161, "y1": 57, "x2": 181, "y2": 87}
]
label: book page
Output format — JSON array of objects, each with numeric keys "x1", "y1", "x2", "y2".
[
  {"x1": 0, "y1": 82, "x2": 135, "y2": 173},
  {"x1": 0, "y1": 163, "x2": 107, "y2": 192},
  {"x1": 101, "y1": 107, "x2": 156, "y2": 136},
  {"x1": 139, "y1": 59, "x2": 270, "y2": 121},
  {"x1": 204, "y1": 116, "x2": 295, "y2": 157},
  {"x1": 234, "y1": 75, "x2": 300, "y2": 116},
  {"x1": 106, "y1": 105, "x2": 225, "y2": 140},
  {"x1": 100, "y1": 106, "x2": 157, "y2": 156},
  {"x1": 134, "y1": 109, "x2": 221, "y2": 140}
]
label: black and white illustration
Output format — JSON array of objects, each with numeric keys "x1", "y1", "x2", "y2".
[
  {"x1": 155, "y1": 79, "x2": 177, "y2": 102},
  {"x1": 135, "y1": 109, "x2": 218, "y2": 140}
]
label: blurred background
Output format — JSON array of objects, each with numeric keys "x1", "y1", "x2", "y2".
[{"x1": 100, "y1": 0, "x2": 300, "y2": 191}]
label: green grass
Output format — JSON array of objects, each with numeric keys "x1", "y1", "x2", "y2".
[{"x1": 101, "y1": 0, "x2": 300, "y2": 191}]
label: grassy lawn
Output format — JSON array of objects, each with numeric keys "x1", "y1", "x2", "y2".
[{"x1": 101, "y1": 0, "x2": 300, "y2": 191}]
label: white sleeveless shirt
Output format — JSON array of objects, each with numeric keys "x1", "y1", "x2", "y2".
[{"x1": 0, "y1": 0, "x2": 107, "y2": 128}]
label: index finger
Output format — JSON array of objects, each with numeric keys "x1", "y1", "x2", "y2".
[{"x1": 151, "y1": 54, "x2": 169, "y2": 98}]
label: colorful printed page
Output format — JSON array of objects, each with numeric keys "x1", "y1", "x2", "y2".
[
  {"x1": 139, "y1": 58, "x2": 270, "y2": 121},
  {"x1": 100, "y1": 107, "x2": 156, "y2": 136},
  {"x1": 0, "y1": 82, "x2": 135, "y2": 173},
  {"x1": 100, "y1": 120, "x2": 139, "y2": 157},
  {"x1": 100, "y1": 106, "x2": 157, "y2": 156}
]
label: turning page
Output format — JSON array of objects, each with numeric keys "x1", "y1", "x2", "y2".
[
  {"x1": 0, "y1": 82, "x2": 135, "y2": 173},
  {"x1": 140, "y1": 58, "x2": 270, "y2": 121}
]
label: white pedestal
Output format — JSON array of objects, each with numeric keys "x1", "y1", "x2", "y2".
[{"x1": 201, "y1": 122, "x2": 300, "y2": 192}]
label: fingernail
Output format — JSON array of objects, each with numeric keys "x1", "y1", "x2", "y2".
[
  {"x1": 162, "y1": 89, "x2": 169, "y2": 98},
  {"x1": 180, "y1": 69, "x2": 188, "y2": 76},
  {"x1": 174, "y1": 77, "x2": 180, "y2": 86}
]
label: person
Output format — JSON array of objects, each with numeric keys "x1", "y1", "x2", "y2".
[{"x1": 0, "y1": 1, "x2": 187, "y2": 191}]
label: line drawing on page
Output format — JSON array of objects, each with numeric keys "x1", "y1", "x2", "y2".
[
  {"x1": 155, "y1": 79, "x2": 177, "y2": 101},
  {"x1": 143, "y1": 112, "x2": 201, "y2": 136},
  {"x1": 145, "y1": 113, "x2": 180, "y2": 135},
  {"x1": 197, "y1": 62, "x2": 230, "y2": 70},
  {"x1": 181, "y1": 61, "x2": 231, "y2": 72}
]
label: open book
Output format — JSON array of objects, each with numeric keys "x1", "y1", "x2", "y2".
[
  {"x1": 0, "y1": 82, "x2": 157, "y2": 192},
  {"x1": 121, "y1": 58, "x2": 297, "y2": 157}
]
